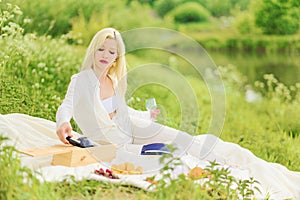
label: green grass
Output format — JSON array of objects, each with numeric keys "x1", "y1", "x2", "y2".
[{"x1": 1, "y1": 2, "x2": 300, "y2": 199}]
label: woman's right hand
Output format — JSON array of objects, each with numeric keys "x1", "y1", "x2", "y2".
[{"x1": 56, "y1": 122, "x2": 73, "y2": 144}]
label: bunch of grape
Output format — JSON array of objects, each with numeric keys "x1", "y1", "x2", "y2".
[{"x1": 94, "y1": 168, "x2": 119, "y2": 179}]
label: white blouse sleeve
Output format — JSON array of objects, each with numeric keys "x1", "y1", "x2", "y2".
[
  {"x1": 127, "y1": 106, "x2": 151, "y2": 120},
  {"x1": 55, "y1": 75, "x2": 77, "y2": 130}
]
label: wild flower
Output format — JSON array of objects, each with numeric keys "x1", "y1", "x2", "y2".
[
  {"x1": 0, "y1": 3, "x2": 24, "y2": 37},
  {"x1": 255, "y1": 73, "x2": 299, "y2": 103}
]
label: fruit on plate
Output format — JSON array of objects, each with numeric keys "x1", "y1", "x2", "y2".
[
  {"x1": 111, "y1": 162, "x2": 143, "y2": 175},
  {"x1": 94, "y1": 168, "x2": 119, "y2": 179},
  {"x1": 187, "y1": 167, "x2": 209, "y2": 180}
]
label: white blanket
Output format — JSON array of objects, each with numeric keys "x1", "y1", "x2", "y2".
[{"x1": 1, "y1": 113, "x2": 300, "y2": 199}]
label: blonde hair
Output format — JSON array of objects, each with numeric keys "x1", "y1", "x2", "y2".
[{"x1": 81, "y1": 28, "x2": 127, "y2": 96}]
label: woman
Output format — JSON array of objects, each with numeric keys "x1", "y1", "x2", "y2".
[
  {"x1": 55, "y1": 28, "x2": 183, "y2": 146},
  {"x1": 2, "y1": 28, "x2": 300, "y2": 199}
]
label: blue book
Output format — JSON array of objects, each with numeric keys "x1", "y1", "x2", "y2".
[{"x1": 140, "y1": 143, "x2": 170, "y2": 155}]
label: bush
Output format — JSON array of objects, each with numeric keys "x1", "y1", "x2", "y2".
[
  {"x1": 154, "y1": 0, "x2": 182, "y2": 17},
  {"x1": 168, "y1": 2, "x2": 211, "y2": 23},
  {"x1": 205, "y1": 0, "x2": 232, "y2": 17}
]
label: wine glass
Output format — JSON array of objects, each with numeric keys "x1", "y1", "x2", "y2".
[
  {"x1": 145, "y1": 98, "x2": 157, "y2": 110},
  {"x1": 145, "y1": 98, "x2": 157, "y2": 121}
]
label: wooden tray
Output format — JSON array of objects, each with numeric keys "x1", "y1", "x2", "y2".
[{"x1": 19, "y1": 144, "x2": 79, "y2": 157}]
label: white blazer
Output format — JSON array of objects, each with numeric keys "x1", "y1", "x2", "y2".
[{"x1": 56, "y1": 69, "x2": 150, "y2": 144}]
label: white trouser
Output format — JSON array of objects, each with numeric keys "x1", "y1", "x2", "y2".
[{"x1": 130, "y1": 117, "x2": 223, "y2": 162}]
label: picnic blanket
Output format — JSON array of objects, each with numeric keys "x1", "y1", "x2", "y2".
[{"x1": 1, "y1": 113, "x2": 300, "y2": 199}]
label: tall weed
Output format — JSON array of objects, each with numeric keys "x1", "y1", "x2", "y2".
[{"x1": 0, "y1": 2, "x2": 83, "y2": 120}]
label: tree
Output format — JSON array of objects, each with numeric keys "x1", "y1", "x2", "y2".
[{"x1": 254, "y1": 0, "x2": 299, "y2": 35}]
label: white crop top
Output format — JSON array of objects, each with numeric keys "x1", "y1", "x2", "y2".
[{"x1": 101, "y1": 95, "x2": 118, "y2": 114}]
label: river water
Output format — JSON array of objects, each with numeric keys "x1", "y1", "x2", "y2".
[{"x1": 209, "y1": 51, "x2": 300, "y2": 86}]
